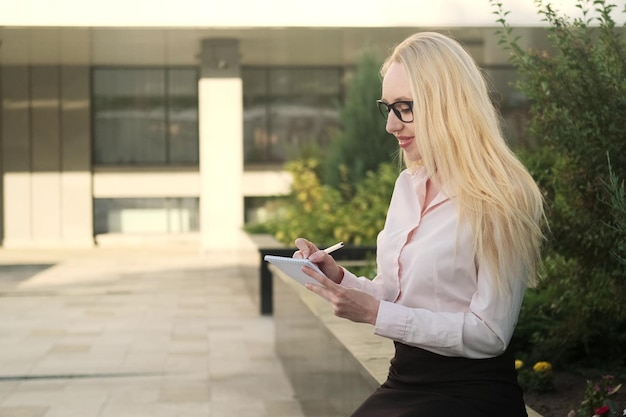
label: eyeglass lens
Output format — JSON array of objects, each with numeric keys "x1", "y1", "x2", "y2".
[{"x1": 376, "y1": 100, "x2": 414, "y2": 123}]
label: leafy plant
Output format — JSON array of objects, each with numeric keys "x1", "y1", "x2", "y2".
[
  {"x1": 516, "y1": 359, "x2": 556, "y2": 394},
  {"x1": 493, "y1": 0, "x2": 626, "y2": 368},
  {"x1": 575, "y1": 375, "x2": 623, "y2": 417},
  {"x1": 332, "y1": 163, "x2": 398, "y2": 246},
  {"x1": 265, "y1": 159, "x2": 397, "y2": 248},
  {"x1": 605, "y1": 155, "x2": 626, "y2": 267},
  {"x1": 266, "y1": 158, "x2": 345, "y2": 247}
]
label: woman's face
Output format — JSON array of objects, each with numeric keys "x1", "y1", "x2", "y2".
[{"x1": 381, "y1": 62, "x2": 420, "y2": 162}]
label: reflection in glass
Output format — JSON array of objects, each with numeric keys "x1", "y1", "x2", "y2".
[
  {"x1": 93, "y1": 197, "x2": 199, "y2": 234},
  {"x1": 93, "y1": 68, "x2": 199, "y2": 165},
  {"x1": 168, "y1": 69, "x2": 199, "y2": 163},
  {"x1": 243, "y1": 67, "x2": 343, "y2": 165}
]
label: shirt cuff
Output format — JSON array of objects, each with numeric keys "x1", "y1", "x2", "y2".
[
  {"x1": 374, "y1": 300, "x2": 409, "y2": 341},
  {"x1": 338, "y1": 267, "x2": 362, "y2": 289}
]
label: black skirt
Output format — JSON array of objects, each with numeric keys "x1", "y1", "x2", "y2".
[{"x1": 350, "y1": 342, "x2": 528, "y2": 417}]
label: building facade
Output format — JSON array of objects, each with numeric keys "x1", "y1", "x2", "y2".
[{"x1": 0, "y1": 0, "x2": 604, "y2": 250}]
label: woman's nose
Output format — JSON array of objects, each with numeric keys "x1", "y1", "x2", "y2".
[{"x1": 385, "y1": 111, "x2": 403, "y2": 134}]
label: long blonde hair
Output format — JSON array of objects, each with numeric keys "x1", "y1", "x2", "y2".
[{"x1": 382, "y1": 32, "x2": 545, "y2": 289}]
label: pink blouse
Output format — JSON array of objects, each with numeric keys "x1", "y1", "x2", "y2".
[{"x1": 339, "y1": 167, "x2": 526, "y2": 359}]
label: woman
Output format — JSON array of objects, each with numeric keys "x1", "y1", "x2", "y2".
[{"x1": 293, "y1": 32, "x2": 545, "y2": 417}]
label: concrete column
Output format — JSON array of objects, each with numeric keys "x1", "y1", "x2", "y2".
[
  {"x1": 198, "y1": 39, "x2": 244, "y2": 250},
  {"x1": 60, "y1": 66, "x2": 94, "y2": 246},
  {"x1": 31, "y1": 66, "x2": 62, "y2": 245},
  {"x1": 1, "y1": 66, "x2": 32, "y2": 247}
]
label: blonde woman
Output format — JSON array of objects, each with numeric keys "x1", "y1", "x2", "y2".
[{"x1": 293, "y1": 32, "x2": 544, "y2": 417}]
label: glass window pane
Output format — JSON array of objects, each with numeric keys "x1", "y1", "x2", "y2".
[
  {"x1": 243, "y1": 69, "x2": 271, "y2": 163},
  {"x1": 93, "y1": 197, "x2": 199, "y2": 234},
  {"x1": 244, "y1": 103, "x2": 272, "y2": 163},
  {"x1": 270, "y1": 69, "x2": 341, "y2": 96},
  {"x1": 242, "y1": 67, "x2": 342, "y2": 165},
  {"x1": 93, "y1": 69, "x2": 167, "y2": 164},
  {"x1": 168, "y1": 69, "x2": 199, "y2": 164},
  {"x1": 269, "y1": 96, "x2": 340, "y2": 161},
  {"x1": 242, "y1": 69, "x2": 268, "y2": 96},
  {"x1": 93, "y1": 67, "x2": 199, "y2": 166}
]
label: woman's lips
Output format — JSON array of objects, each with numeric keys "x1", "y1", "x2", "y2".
[{"x1": 397, "y1": 136, "x2": 414, "y2": 149}]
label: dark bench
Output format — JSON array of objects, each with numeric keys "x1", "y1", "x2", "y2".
[{"x1": 258, "y1": 245, "x2": 377, "y2": 315}]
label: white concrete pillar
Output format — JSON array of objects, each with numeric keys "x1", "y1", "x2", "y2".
[
  {"x1": 31, "y1": 66, "x2": 63, "y2": 245},
  {"x1": 60, "y1": 66, "x2": 94, "y2": 246},
  {"x1": 198, "y1": 39, "x2": 244, "y2": 250},
  {"x1": 1, "y1": 66, "x2": 33, "y2": 247}
]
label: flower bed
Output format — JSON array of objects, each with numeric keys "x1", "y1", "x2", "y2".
[{"x1": 524, "y1": 372, "x2": 625, "y2": 417}]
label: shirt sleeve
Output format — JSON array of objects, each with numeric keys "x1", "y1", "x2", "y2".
[
  {"x1": 373, "y1": 264, "x2": 527, "y2": 359},
  {"x1": 339, "y1": 267, "x2": 388, "y2": 300}
]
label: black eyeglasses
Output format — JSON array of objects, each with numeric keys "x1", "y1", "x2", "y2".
[{"x1": 376, "y1": 100, "x2": 414, "y2": 123}]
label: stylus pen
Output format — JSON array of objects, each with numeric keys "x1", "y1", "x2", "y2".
[{"x1": 323, "y1": 242, "x2": 344, "y2": 254}]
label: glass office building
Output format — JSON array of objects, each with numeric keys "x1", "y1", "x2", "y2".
[{"x1": 0, "y1": 1, "x2": 585, "y2": 250}]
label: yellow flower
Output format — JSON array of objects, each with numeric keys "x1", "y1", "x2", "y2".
[
  {"x1": 515, "y1": 359, "x2": 524, "y2": 370},
  {"x1": 533, "y1": 361, "x2": 552, "y2": 374}
]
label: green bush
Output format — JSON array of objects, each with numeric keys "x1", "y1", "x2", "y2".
[
  {"x1": 606, "y1": 157, "x2": 626, "y2": 267},
  {"x1": 493, "y1": 0, "x2": 626, "y2": 368},
  {"x1": 333, "y1": 163, "x2": 398, "y2": 246},
  {"x1": 265, "y1": 159, "x2": 398, "y2": 248},
  {"x1": 575, "y1": 375, "x2": 623, "y2": 417},
  {"x1": 516, "y1": 360, "x2": 556, "y2": 394},
  {"x1": 266, "y1": 158, "x2": 345, "y2": 247}
]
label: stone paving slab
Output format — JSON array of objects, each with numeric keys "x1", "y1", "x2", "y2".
[{"x1": 0, "y1": 247, "x2": 305, "y2": 417}]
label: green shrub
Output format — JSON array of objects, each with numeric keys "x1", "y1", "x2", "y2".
[
  {"x1": 265, "y1": 158, "x2": 345, "y2": 247},
  {"x1": 516, "y1": 360, "x2": 556, "y2": 394},
  {"x1": 265, "y1": 160, "x2": 397, "y2": 248},
  {"x1": 575, "y1": 375, "x2": 623, "y2": 417},
  {"x1": 606, "y1": 156, "x2": 626, "y2": 267},
  {"x1": 333, "y1": 163, "x2": 398, "y2": 246},
  {"x1": 493, "y1": 0, "x2": 626, "y2": 368}
]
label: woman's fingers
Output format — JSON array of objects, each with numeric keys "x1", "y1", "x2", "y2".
[
  {"x1": 294, "y1": 239, "x2": 342, "y2": 283},
  {"x1": 302, "y1": 265, "x2": 378, "y2": 325},
  {"x1": 302, "y1": 265, "x2": 338, "y2": 288},
  {"x1": 294, "y1": 238, "x2": 318, "y2": 259}
]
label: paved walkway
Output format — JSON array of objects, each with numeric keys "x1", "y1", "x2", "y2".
[{"x1": 0, "y1": 246, "x2": 305, "y2": 417}]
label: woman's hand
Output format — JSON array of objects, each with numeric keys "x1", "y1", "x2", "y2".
[
  {"x1": 293, "y1": 238, "x2": 344, "y2": 284},
  {"x1": 301, "y1": 264, "x2": 380, "y2": 325}
]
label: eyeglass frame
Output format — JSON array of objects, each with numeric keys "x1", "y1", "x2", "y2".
[{"x1": 376, "y1": 100, "x2": 414, "y2": 123}]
